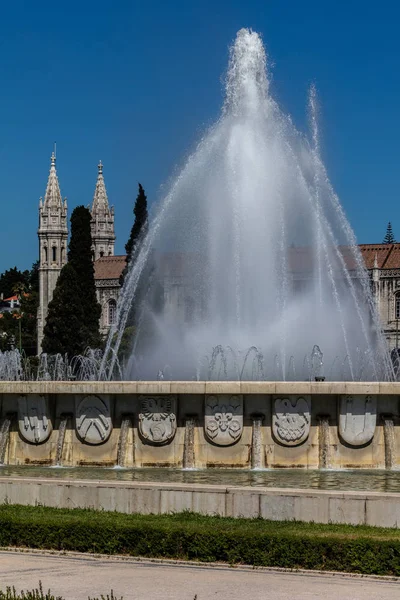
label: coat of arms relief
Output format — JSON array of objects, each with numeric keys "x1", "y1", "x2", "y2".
[
  {"x1": 272, "y1": 396, "x2": 311, "y2": 446},
  {"x1": 76, "y1": 395, "x2": 112, "y2": 445},
  {"x1": 338, "y1": 395, "x2": 377, "y2": 446},
  {"x1": 138, "y1": 396, "x2": 177, "y2": 444},
  {"x1": 204, "y1": 395, "x2": 243, "y2": 446},
  {"x1": 18, "y1": 394, "x2": 52, "y2": 444}
]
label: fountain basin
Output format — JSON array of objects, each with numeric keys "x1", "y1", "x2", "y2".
[{"x1": 0, "y1": 381, "x2": 398, "y2": 470}]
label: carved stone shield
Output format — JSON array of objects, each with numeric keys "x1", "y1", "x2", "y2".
[
  {"x1": 339, "y1": 395, "x2": 377, "y2": 446},
  {"x1": 76, "y1": 395, "x2": 112, "y2": 445},
  {"x1": 272, "y1": 396, "x2": 311, "y2": 446},
  {"x1": 138, "y1": 396, "x2": 177, "y2": 444},
  {"x1": 18, "y1": 395, "x2": 52, "y2": 444},
  {"x1": 204, "y1": 395, "x2": 243, "y2": 446}
]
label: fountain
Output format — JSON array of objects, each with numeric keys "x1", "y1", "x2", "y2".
[
  {"x1": 183, "y1": 416, "x2": 197, "y2": 469},
  {"x1": 54, "y1": 413, "x2": 70, "y2": 467},
  {"x1": 0, "y1": 28, "x2": 400, "y2": 517},
  {"x1": 101, "y1": 28, "x2": 391, "y2": 383},
  {"x1": 117, "y1": 415, "x2": 134, "y2": 468}
]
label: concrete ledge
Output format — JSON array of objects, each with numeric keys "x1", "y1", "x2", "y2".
[
  {"x1": 0, "y1": 380, "x2": 399, "y2": 395},
  {"x1": 0, "y1": 476, "x2": 399, "y2": 527}
]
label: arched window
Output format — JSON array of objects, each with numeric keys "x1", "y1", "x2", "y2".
[
  {"x1": 52, "y1": 246, "x2": 57, "y2": 262},
  {"x1": 44, "y1": 246, "x2": 48, "y2": 263},
  {"x1": 395, "y1": 295, "x2": 400, "y2": 320},
  {"x1": 108, "y1": 299, "x2": 117, "y2": 325}
]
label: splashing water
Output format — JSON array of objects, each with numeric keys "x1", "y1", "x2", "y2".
[{"x1": 102, "y1": 28, "x2": 392, "y2": 382}]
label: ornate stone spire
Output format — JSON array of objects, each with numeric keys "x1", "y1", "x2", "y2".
[
  {"x1": 43, "y1": 152, "x2": 63, "y2": 208},
  {"x1": 91, "y1": 160, "x2": 109, "y2": 214},
  {"x1": 90, "y1": 161, "x2": 115, "y2": 260},
  {"x1": 37, "y1": 152, "x2": 68, "y2": 354}
]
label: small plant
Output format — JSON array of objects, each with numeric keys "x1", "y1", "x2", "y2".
[
  {"x1": 0, "y1": 581, "x2": 62, "y2": 600},
  {"x1": 88, "y1": 593, "x2": 123, "y2": 600}
]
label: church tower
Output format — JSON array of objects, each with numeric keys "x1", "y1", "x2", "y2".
[
  {"x1": 37, "y1": 152, "x2": 68, "y2": 353},
  {"x1": 90, "y1": 161, "x2": 115, "y2": 260}
]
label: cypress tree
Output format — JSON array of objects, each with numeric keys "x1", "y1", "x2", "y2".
[
  {"x1": 383, "y1": 222, "x2": 396, "y2": 244},
  {"x1": 68, "y1": 206, "x2": 101, "y2": 347},
  {"x1": 42, "y1": 263, "x2": 86, "y2": 356},
  {"x1": 42, "y1": 206, "x2": 101, "y2": 356},
  {"x1": 120, "y1": 183, "x2": 149, "y2": 286}
]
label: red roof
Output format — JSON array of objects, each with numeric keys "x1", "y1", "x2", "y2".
[
  {"x1": 93, "y1": 245, "x2": 400, "y2": 283},
  {"x1": 358, "y1": 243, "x2": 400, "y2": 269},
  {"x1": 94, "y1": 255, "x2": 126, "y2": 280}
]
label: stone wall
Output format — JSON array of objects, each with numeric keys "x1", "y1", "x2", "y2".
[
  {"x1": 1, "y1": 477, "x2": 400, "y2": 527},
  {"x1": 0, "y1": 381, "x2": 399, "y2": 469}
]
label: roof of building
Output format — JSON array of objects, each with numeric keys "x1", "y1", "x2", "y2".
[
  {"x1": 94, "y1": 255, "x2": 126, "y2": 280},
  {"x1": 358, "y1": 243, "x2": 400, "y2": 269},
  {"x1": 93, "y1": 244, "x2": 400, "y2": 282}
]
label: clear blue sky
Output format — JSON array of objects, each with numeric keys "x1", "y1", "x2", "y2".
[{"x1": 0, "y1": 1, "x2": 399, "y2": 272}]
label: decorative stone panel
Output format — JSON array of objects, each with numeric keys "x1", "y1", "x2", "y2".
[
  {"x1": 17, "y1": 394, "x2": 52, "y2": 444},
  {"x1": 272, "y1": 396, "x2": 311, "y2": 446},
  {"x1": 138, "y1": 396, "x2": 177, "y2": 444},
  {"x1": 76, "y1": 395, "x2": 112, "y2": 445},
  {"x1": 204, "y1": 395, "x2": 243, "y2": 446},
  {"x1": 338, "y1": 395, "x2": 377, "y2": 446}
]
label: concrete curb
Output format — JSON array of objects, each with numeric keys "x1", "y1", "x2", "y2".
[{"x1": 0, "y1": 547, "x2": 399, "y2": 583}]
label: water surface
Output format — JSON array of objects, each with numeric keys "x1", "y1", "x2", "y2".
[{"x1": 1, "y1": 465, "x2": 400, "y2": 493}]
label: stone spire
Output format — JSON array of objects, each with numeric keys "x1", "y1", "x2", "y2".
[
  {"x1": 91, "y1": 161, "x2": 109, "y2": 214},
  {"x1": 90, "y1": 161, "x2": 115, "y2": 260},
  {"x1": 43, "y1": 152, "x2": 64, "y2": 209},
  {"x1": 37, "y1": 152, "x2": 68, "y2": 353}
]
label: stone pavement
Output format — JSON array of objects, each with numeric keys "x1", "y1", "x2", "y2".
[{"x1": 0, "y1": 551, "x2": 398, "y2": 599}]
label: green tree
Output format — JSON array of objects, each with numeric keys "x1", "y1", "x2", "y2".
[
  {"x1": 120, "y1": 183, "x2": 149, "y2": 286},
  {"x1": 29, "y1": 261, "x2": 39, "y2": 293},
  {"x1": 0, "y1": 267, "x2": 29, "y2": 299},
  {"x1": 118, "y1": 184, "x2": 150, "y2": 339},
  {"x1": 42, "y1": 263, "x2": 86, "y2": 357},
  {"x1": 0, "y1": 261, "x2": 39, "y2": 354},
  {"x1": 383, "y1": 222, "x2": 396, "y2": 244},
  {"x1": 68, "y1": 206, "x2": 101, "y2": 348},
  {"x1": 42, "y1": 206, "x2": 101, "y2": 355}
]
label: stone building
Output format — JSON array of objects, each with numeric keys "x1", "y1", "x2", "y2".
[
  {"x1": 359, "y1": 243, "x2": 400, "y2": 351},
  {"x1": 37, "y1": 153, "x2": 68, "y2": 352},
  {"x1": 37, "y1": 154, "x2": 125, "y2": 353},
  {"x1": 90, "y1": 161, "x2": 115, "y2": 261},
  {"x1": 94, "y1": 255, "x2": 126, "y2": 336},
  {"x1": 36, "y1": 153, "x2": 400, "y2": 356}
]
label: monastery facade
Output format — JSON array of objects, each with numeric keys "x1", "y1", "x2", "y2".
[
  {"x1": 37, "y1": 153, "x2": 400, "y2": 355},
  {"x1": 37, "y1": 154, "x2": 125, "y2": 352}
]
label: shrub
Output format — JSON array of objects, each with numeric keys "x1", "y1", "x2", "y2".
[{"x1": 0, "y1": 505, "x2": 399, "y2": 576}]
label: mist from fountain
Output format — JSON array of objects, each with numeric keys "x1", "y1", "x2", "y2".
[{"x1": 100, "y1": 28, "x2": 392, "y2": 382}]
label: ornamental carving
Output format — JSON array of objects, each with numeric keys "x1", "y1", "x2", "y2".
[
  {"x1": 338, "y1": 395, "x2": 376, "y2": 446},
  {"x1": 204, "y1": 395, "x2": 243, "y2": 446},
  {"x1": 138, "y1": 396, "x2": 177, "y2": 444},
  {"x1": 17, "y1": 395, "x2": 52, "y2": 444},
  {"x1": 272, "y1": 396, "x2": 311, "y2": 446},
  {"x1": 76, "y1": 395, "x2": 112, "y2": 445}
]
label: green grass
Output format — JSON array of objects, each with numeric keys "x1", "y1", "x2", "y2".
[{"x1": 0, "y1": 505, "x2": 400, "y2": 575}]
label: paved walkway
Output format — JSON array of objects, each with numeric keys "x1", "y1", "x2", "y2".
[{"x1": 0, "y1": 551, "x2": 398, "y2": 599}]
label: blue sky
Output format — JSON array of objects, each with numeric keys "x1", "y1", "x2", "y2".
[{"x1": 0, "y1": 1, "x2": 399, "y2": 272}]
